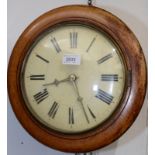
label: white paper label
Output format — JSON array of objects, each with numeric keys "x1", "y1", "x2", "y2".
[{"x1": 63, "y1": 54, "x2": 81, "y2": 65}]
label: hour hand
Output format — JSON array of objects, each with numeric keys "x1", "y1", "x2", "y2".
[{"x1": 43, "y1": 77, "x2": 70, "y2": 87}]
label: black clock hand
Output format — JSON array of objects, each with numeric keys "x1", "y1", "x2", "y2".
[
  {"x1": 43, "y1": 76, "x2": 71, "y2": 86},
  {"x1": 43, "y1": 75, "x2": 79, "y2": 87},
  {"x1": 69, "y1": 74, "x2": 90, "y2": 124},
  {"x1": 43, "y1": 74, "x2": 89, "y2": 123}
]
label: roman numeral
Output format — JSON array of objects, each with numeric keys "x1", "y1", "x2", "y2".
[
  {"x1": 33, "y1": 89, "x2": 49, "y2": 104},
  {"x1": 51, "y1": 37, "x2": 61, "y2": 53},
  {"x1": 101, "y1": 74, "x2": 118, "y2": 81},
  {"x1": 70, "y1": 32, "x2": 78, "y2": 48},
  {"x1": 36, "y1": 54, "x2": 49, "y2": 63},
  {"x1": 87, "y1": 106, "x2": 96, "y2": 120},
  {"x1": 69, "y1": 107, "x2": 74, "y2": 125},
  {"x1": 86, "y1": 37, "x2": 96, "y2": 52},
  {"x1": 95, "y1": 89, "x2": 113, "y2": 104},
  {"x1": 30, "y1": 75, "x2": 45, "y2": 80},
  {"x1": 97, "y1": 53, "x2": 113, "y2": 64},
  {"x1": 48, "y1": 101, "x2": 59, "y2": 118}
]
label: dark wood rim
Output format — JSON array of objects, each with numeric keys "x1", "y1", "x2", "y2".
[{"x1": 8, "y1": 5, "x2": 147, "y2": 153}]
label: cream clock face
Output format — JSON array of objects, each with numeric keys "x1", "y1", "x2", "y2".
[{"x1": 21, "y1": 23, "x2": 126, "y2": 133}]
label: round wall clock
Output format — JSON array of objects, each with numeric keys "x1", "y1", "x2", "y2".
[{"x1": 8, "y1": 4, "x2": 147, "y2": 153}]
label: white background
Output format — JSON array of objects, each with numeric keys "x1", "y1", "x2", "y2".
[{"x1": 7, "y1": 0, "x2": 148, "y2": 155}]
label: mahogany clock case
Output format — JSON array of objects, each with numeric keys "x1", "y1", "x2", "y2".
[{"x1": 8, "y1": 5, "x2": 147, "y2": 153}]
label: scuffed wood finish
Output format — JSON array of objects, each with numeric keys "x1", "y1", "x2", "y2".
[{"x1": 8, "y1": 5, "x2": 147, "y2": 153}]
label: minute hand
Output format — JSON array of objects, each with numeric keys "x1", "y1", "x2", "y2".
[{"x1": 70, "y1": 79, "x2": 89, "y2": 124}]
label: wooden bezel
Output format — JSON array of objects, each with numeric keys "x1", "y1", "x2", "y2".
[{"x1": 8, "y1": 5, "x2": 147, "y2": 153}]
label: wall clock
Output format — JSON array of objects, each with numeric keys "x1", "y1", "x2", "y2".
[{"x1": 8, "y1": 2, "x2": 147, "y2": 153}]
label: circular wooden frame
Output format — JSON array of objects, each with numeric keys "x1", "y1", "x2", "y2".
[{"x1": 8, "y1": 5, "x2": 147, "y2": 153}]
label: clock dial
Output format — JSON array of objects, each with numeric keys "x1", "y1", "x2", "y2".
[{"x1": 21, "y1": 23, "x2": 126, "y2": 133}]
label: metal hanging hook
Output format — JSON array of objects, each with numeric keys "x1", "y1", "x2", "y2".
[{"x1": 88, "y1": 0, "x2": 93, "y2": 6}]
